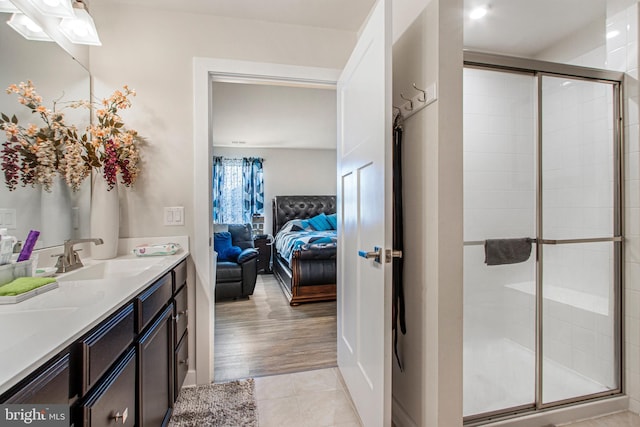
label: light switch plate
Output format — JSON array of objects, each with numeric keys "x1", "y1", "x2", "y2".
[
  {"x1": 164, "y1": 207, "x2": 184, "y2": 226},
  {"x1": 0, "y1": 208, "x2": 17, "y2": 229}
]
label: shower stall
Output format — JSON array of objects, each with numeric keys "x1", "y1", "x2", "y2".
[{"x1": 463, "y1": 54, "x2": 623, "y2": 422}]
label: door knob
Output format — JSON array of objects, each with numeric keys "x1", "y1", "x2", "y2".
[{"x1": 358, "y1": 246, "x2": 383, "y2": 264}]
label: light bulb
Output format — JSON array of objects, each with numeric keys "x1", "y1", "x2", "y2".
[
  {"x1": 71, "y1": 21, "x2": 89, "y2": 37},
  {"x1": 470, "y1": 6, "x2": 488, "y2": 20}
]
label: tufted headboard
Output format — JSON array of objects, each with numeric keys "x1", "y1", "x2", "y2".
[{"x1": 272, "y1": 195, "x2": 337, "y2": 235}]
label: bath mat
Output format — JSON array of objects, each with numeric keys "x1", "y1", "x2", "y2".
[{"x1": 168, "y1": 379, "x2": 257, "y2": 427}]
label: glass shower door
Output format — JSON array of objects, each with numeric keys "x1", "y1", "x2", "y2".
[
  {"x1": 463, "y1": 67, "x2": 537, "y2": 417},
  {"x1": 540, "y1": 75, "x2": 621, "y2": 405}
]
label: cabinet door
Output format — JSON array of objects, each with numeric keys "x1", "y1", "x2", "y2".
[
  {"x1": 138, "y1": 304, "x2": 173, "y2": 427},
  {"x1": 78, "y1": 348, "x2": 136, "y2": 427},
  {"x1": 4, "y1": 353, "x2": 70, "y2": 404},
  {"x1": 174, "y1": 330, "x2": 188, "y2": 402}
]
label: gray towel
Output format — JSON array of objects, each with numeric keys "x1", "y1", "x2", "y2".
[{"x1": 484, "y1": 238, "x2": 532, "y2": 266}]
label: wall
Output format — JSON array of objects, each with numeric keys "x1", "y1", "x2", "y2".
[
  {"x1": 89, "y1": 2, "x2": 354, "y2": 241},
  {"x1": 212, "y1": 147, "x2": 337, "y2": 233},
  {"x1": 90, "y1": 2, "x2": 355, "y2": 385},
  {"x1": 391, "y1": 0, "x2": 463, "y2": 425}
]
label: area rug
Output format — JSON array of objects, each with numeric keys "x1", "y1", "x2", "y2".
[{"x1": 168, "y1": 379, "x2": 258, "y2": 427}]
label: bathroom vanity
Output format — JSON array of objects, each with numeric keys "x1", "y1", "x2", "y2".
[{"x1": 0, "y1": 239, "x2": 189, "y2": 427}]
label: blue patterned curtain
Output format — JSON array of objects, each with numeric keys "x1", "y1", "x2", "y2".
[
  {"x1": 212, "y1": 156, "x2": 264, "y2": 224},
  {"x1": 212, "y1": 157, "x2": 223, "y2": 222},
  {"x1": 242, "y1": 157, "x2": 264, "y2": 223}
]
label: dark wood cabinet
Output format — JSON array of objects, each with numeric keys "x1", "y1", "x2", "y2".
[
  {"x1": 173, "y1": 284, "x2": 188, "y2": 346},
  {"x1": 4, "y1": 353, "x2": 71, "y2": 405},
  {"x1": 171, "y1": 260, "x2": 188, "y2": 403},
  {"x1": 138, "y1": 304, "x2": 174, "y2": 427},
  {"x1": 253, "y1": 235, "x2": 272, "y2": 273},
  {"x1": 136, "y1": 272, "x2": 172, "y2": 334},
  {"x1": 78, "y1": 304, "x2": 135, "y2": 396},
  {"x1": 174, "y1": 331, "x2": 188, "y2": 402},
  {"x1": 78, "y1": 348, "x2": 136, "y2": 427},
  {"x1": 1, "y1": 259, "x2": 189, "y2": 427}
]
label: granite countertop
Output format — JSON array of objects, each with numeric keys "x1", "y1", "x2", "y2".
[{"x1": 0, "y1": 236, "x2": 189, "y2": 395}]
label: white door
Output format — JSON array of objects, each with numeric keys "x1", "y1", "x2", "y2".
[{"x1": 336, "y1": 0, "x2": 392, "y2": 426}]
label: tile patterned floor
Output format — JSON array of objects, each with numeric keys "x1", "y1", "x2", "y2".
[
  {"x1": 254, "y1": 369, "x2": 640, "y2": 427},
  {"x1": 254, "y1": 368, "x2": 363, "y2": 427},
  {"x1": 561, "y1": 411, "x2": 640, "y2": 426}
]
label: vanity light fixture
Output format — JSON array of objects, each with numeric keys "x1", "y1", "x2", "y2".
[
  {"x1": 0, "y1": 0, "x2": 19, "y2": 13},
  {"x1": 27, "y1": 0, "x2": 74, "y2": 18},
  {"x1": 58, "y1": 0, "x2": 100, "y2": 46},
  {"x1": 470, "y1": 5, "x2": 488, "y2": 20},
  {"x1": 7, "y1": 12, "x2": 53, "y2": 41}
]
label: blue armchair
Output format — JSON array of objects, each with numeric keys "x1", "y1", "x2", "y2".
[{"x1": 214, "y1": 224, "x2": 259, "y2": 301}]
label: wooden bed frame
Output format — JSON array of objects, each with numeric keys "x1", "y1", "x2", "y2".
[{"x1": 271, "y1": 195, "x2": 337, "y2": 306}]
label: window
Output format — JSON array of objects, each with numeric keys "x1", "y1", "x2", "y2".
[{"x1": 213, "y1": 157, "x2": 264, "y2": 224}]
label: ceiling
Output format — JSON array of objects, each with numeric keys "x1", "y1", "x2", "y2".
[
  {"x1": 103, "y1": 0, "x2": 376, "y2": 32},
  {"x1": 463, "y1": 0, "x2": 607, "y2": 57},
  {"x1": 105, "y1": 0, "x2": 608, "y2": 58},
  {"x1": 107, "y1": 0, "x2": 608, "y2": 150},
  {"x1": 211, "y1": 82, "x2": 337, "y2": 150}
]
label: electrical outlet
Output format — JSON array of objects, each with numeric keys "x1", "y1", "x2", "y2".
[{"x1": 164, "y1": 207, "x2": 185, "y2": 226}]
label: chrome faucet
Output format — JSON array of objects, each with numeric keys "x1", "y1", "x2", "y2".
[{"x1": 53, "y1": 238, "x2": 104, "y2": 273}]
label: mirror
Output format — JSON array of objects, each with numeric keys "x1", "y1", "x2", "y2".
[{"x1": 0, "y1": 18, "x2": 91, "y2": 249}]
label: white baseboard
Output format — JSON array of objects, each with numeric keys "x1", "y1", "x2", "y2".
[
  {"x1": 183, "y1": 370, "x2": 197, "y2": 388},
  {"x1": 392, "y1": 395, "x2": 418, "y2": 427}
]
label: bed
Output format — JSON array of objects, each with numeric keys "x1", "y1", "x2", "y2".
[{"x1": 272, "y1": 195, "x2": 337, "y2": 305}]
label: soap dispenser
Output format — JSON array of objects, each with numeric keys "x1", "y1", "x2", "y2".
[{"x1": 0, "y1": 228, "x2": 17, "y2": 265}]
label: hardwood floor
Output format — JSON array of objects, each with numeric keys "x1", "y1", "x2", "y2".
[{"x1": 214, "y1": 273, "x2": 337, "y2": 383}]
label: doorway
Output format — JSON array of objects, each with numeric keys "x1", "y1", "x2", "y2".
[
  {"x1": 462, "y1": 55, "x2": 623, "y2": 422},
  {"x1": 209, "y1": 78, "x2": 340, "y2": 382}
]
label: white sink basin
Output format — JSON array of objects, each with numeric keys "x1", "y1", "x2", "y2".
[
  {"x1": 0, "y1": 307, "x2": 78, "y2": 341},
  {"x1": 58, "y1": 258, "x2": 163, "y2": 282}
]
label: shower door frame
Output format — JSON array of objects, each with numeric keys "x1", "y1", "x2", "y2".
[{"x1": 463, "y1": 51, "x2": 625, "y2": 424}]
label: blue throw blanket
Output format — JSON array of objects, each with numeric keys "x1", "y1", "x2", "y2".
[{"x1": 275, "y1": 229, "x2": 337, "y2": 265}]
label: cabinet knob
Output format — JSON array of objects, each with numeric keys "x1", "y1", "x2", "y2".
[
  {"x1": 110, "y1": 407, "x2": 128, "y2": 424},
  {"x1": 174, "y1": 309, "x2": 188, "y2": 322},
  {"x1": 179, "y1": 358, "x2": 189, "y2": 365}
]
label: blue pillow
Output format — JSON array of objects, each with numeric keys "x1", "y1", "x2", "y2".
[
  {"x1": 326, "y1": 213, "x2": 337, "y2": 230},
  {"x1": 214, "y1": 232, "x2": 232, "y2": 260},
  {"x1": 223, "y1": 246, "x2": 242, "y2": 262},
  {"x1": 308, "y1": 213, "x2": 332, "y2": 231}
]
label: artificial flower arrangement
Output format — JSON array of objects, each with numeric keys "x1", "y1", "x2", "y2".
[{"x1": 0, "y1": 81, "x2": 141, "y2": 192}]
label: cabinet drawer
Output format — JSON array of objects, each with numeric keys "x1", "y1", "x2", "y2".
[
  {"x1": 78, "y1": 348, "x2": 136, "y2": 427},
  {"x1": 4, "y1": 353, "x2": 70, "y2": 404},
  {"x1": 174, "y1": 331, "x2": 188, "y2": 402},
  {"x1": 136, "y1": 272, "x2": 172, "y2": 333},
  {"x1": 79, "y1": 304, "x2": 135, "y2": 396},
  {"x1": 172, "y1": 259, "x2": 187, "y2": 294},
  {"x1": 174, "y1": 283, "x2": 188, "y2": 345}
]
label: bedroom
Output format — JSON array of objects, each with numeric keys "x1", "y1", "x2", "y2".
[{"x1": 210, "y1": 80, "x2": 339, "y2": 381}]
